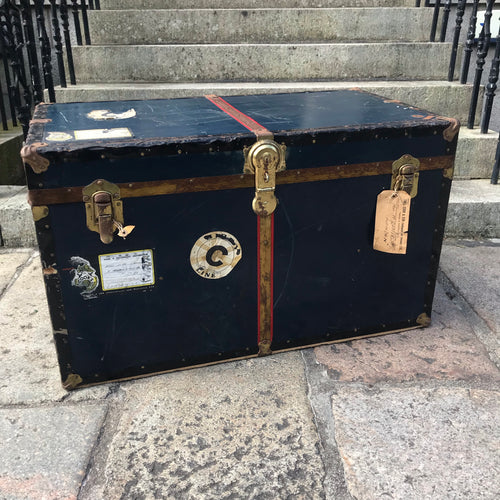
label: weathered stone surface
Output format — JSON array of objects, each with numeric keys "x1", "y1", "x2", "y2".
[
  {"x1": 0, "y1": 256, "x2": 109, "y2": 405},
  {"x1": 330, "y1": 386, "x2": 500, "y2": 499},
  {"x1": 72, "y1": 43, "x2": 453, "y2": 83},
  {"x1": 0, "y1": 187, "x2": 36, "y2": 248},
  {"x1": 0, "y1": 130, "x2": 24, "y2": 185},
  {"x1": 90, "y1": 8, "x2": 433, "y2": 45},
  {"x1": 446, "y1": 180, "x2": 500, "y2": 239},
  {"x1": 0, "y1": 255, "x2": 64, "y2": 404},
  {"x1": 454, "y1": 128, "x2": 498, "y2": 179},
  {"x1": 0, "y1": 251, "x2": 31, "y2": 297},
  {"x1": 80, "y1": 353, "x2": 326, "y2": 500},
  {"x1": 0, "y1": 404, "x2": 107, "y2": 500},
  {"x1": 440, "y1": 241, "x2": 500, "y2": 334},
  {"x1": 314, "y1": 283, "x2": 500, "y2": 383},
  {"x1": 102, "y1": 0, "x2": 415, "y2": 8}
]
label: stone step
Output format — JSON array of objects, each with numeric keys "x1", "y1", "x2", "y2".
[
  {"x1": 0, "y1": 186, "x2": 33, "y2": 248},
  {"x1": 455, "y1": 128, "x2": 500, "y2": 180},
  {"x1": 100, "y1": 0, "x2": 416, "y2": 9},
  {"x1": 50, "y1": 81, "x2": 478, "y2": 127},
  {"x1": 445, "y1": 179, "x2": 500, "y2": 239},
  {"x1": 0, "y1": 128, "x2": 25, "y2": 186},
  {"x1": 2, "y1": 180, "x2": 498, "y2": 248},
  {"x1": 88, "y1": 8, "x2": 435, "y2": 44},
  {"x1": 71, "y1": 43, "x2": 455, "y2": 83}
]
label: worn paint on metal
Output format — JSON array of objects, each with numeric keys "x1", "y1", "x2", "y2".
[{"x1": 20, "y1": 142, "x2": 50, "y2": 174}]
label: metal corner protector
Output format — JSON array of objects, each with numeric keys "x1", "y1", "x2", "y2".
[
  {"x1": 416, "y1": 313, "x2": 431, "y2": 327},
  {"x1": 32, "y1": 206, "x2": 49, "y2": 221},
  {"x1": 62, "y1": 373, "x2": 83, "y2": 390},
  {"x1": 443, "y1": 165, "x2": 454, "y2": 179},
  {"x1": 20, "y1": 142, "x2": 49, "y2": 174},
  {"x1": 441, "y1": 117, "x2": 460, "y2": 142}
]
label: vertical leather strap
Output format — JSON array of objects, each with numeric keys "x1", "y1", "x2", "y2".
[
  {"x1": 205, "y1": 95, "x2": 275, "y2": 355},
  {"x1": 257, "y1": 214, "x2": 274, "y2": 355}
]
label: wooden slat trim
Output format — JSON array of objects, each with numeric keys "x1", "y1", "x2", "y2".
[{"x1": 28, "y1": 155, "x2": 454, "y2": 207}]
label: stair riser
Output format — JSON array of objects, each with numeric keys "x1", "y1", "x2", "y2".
[
  {"x1": 72, "y1": 44, "x2": 455, "y2": 83},
  {"x1": 100, "y1": 0, "x2": 416, "y2": 9},
  {"x1": 455, "y1": 129, "x2": 499, "y2": 179},
  {"x1": 89, "y1": 8, "x2": 434, "y2": 44},
  {"x1": 51, "y1": 82, "x2": 479, "y2": 127},
  {"x1": 446, "y1": 180, "x2": 500, "y2": 239},
  {"x1": 0, "y1": 188, "x2": 36, "y2": 247},
  {"x1": 445, "y1": 204, "x2": 500, "y2": 239},
  {"x1": 0, "y1": 131, "x2": 24, "y2": 186}
]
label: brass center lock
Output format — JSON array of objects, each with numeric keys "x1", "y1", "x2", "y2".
[{"x1": 244, "y1": 139, "x2": 286, "y2": 216}]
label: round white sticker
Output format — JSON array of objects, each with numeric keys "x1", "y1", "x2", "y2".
[{"x1": 190, "y1": 231, "x2": 242, "y2": 279}]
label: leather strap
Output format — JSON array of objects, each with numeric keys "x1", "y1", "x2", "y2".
[{"x1": 205, "y1": 94, "x2": 275, "y2": 354}]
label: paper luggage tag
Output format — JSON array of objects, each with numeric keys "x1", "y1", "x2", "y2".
[{"x1": 373, "y1": 190, "x2": 411, "y2": 254}]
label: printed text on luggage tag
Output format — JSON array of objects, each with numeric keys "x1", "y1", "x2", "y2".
[{"x1": 373, "y1": 190, "x2": 411, "y2": 254}]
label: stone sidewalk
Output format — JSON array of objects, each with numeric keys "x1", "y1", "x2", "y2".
[{"x1": 0, "y1": 241, "x2": 498, "y2": 500}]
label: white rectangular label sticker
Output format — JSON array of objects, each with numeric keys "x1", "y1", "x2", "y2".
[
  {"x1": 99, "y1": 250, "x2": 155, "y2": 291},
  {"x1": 74, "y1": 127, "x2": 133, "y2": 140}
]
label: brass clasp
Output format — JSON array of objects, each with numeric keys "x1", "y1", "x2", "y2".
[
  {"x1": 391, "y1": 154, "x2": 420, "y2": 198},
  {"x1": 244, "y1": 140, "x2": 286, "y2": 216},
  {"x1": 83, "y1": 179, "x2": 130, "y2": 244}
]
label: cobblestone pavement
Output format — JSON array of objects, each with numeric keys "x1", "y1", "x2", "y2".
[{"x1": 0, "y1": 240, "x2": 498, "y2": 500}]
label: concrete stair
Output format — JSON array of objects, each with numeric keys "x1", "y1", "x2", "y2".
[
  {"x1": 72, "y1": 42, "x2": 454, "y2": 82},
  {"x1": 101, "y1": 0, "x2": 417, "y2": 7},
  {"x1": 1, "y1": 0, "x2": 498, "y2": 247},
  {"x1": 0, "y1": 128, "x2": 24, "y2": 186},
  {"x1": 88, "y1": 8, "x2": 435, "y2": 44}
]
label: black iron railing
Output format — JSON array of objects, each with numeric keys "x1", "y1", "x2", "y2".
[
  {"x1": 0, "y1": 0, "x2": 99, "y2": 136},
  {"x1": 424, "y1": 0, "x2": 499, "y2": 182}
]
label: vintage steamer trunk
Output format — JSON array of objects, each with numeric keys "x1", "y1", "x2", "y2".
[{"x1": 22, "y1": 90, "x2": 458, "y2": 389}]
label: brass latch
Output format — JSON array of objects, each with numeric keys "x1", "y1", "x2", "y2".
[
  {"x1": 391, "y1": 154, "x2": 420, "y2": 198},
  {"x1": 83, "y1": 179, "x2": 133, "y2": 244},
  {"x1": 244, "y1": 139, "x2": 286, "y2": 216}
]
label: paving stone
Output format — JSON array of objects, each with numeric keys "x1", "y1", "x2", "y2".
[
  {"x1": 0, "y1": 256, "x2": 109, "y2": 405},
  {"x1": 0, "y1": 404, "x2": 107, "y2": 500},
  {"x1": 0, "y1": 251, "x2": 31, "y2": 297},
  {"x1": 440, "y1": 241, "x2": 500, "y2": 334},
  {"x1": 80, "y1": 353, "x2": 326, "y2": 500},
  {"x1": 313, "y1": 282, "x2": 500, "y2": 384},
  {"x1": 330, "y1": 386, "x2": 500, "y2": 500}
]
